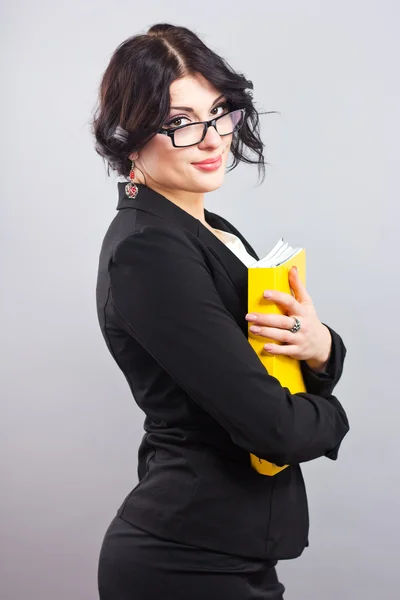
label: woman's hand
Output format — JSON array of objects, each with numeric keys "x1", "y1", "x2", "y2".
[{"x1": 245, "y1": 266, "x2": 332, "y2": 370}]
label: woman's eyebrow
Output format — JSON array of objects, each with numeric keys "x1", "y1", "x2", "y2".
[{"x1": 170, "y1": 93, "x2": 226, "y2": 112}]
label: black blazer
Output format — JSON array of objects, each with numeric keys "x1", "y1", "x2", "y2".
[{"x1": 96, "y1": 182, "x2": 349, "y2": 561}]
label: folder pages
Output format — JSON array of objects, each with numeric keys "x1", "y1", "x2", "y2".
[{"x1": 247, "y1": 238, "x2": 307, "y2": 476}]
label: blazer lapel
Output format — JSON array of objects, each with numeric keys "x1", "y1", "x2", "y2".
[{"x1": 116, "y1": 182, "x2": 259, "y2": 309}]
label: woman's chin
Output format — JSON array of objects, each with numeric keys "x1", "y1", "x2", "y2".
[{"x1": 191, "y1": 172, "x2": 226, "y2": 192}]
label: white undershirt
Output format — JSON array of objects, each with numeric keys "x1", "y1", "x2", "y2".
[{"x1": 213, "y1": 228, "x2": 256, "y2": 268}]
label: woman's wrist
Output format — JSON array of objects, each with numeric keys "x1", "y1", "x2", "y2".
[{"x1": 305, "y1": 325, "x2": 332, "y2": 372}]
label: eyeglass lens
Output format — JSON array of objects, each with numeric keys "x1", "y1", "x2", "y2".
[{"x1": 173, "y1": 109, "x2": 244, "y2": 147}]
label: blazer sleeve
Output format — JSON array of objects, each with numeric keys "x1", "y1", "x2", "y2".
[
  {"x1": 108, "y1": 226, "x2": 350, "y2": 466},
  {"x1": 300, "y1": 323, "x2": 347, "y2": 398}
]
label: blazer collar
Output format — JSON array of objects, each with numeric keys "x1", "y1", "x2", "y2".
[{"x1": 116, "y1": 182, "x2": 258, "y2": 307}]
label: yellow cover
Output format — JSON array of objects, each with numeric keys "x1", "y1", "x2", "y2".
[{"x1": 247, "y1": 248, "x2": 307, "y2": 475}]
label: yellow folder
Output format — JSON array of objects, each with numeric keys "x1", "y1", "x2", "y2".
[{"x1": 247, "y1": 244, "x2": 307, "y2": 476}]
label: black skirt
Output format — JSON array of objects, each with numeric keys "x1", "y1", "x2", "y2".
[{"x1": 97, "y1": 514, "x2": 286, "y2": 599}]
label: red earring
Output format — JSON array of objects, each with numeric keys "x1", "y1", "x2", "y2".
[{"x1": 125, "y1": 160, "x2": 139, "y2": 198}]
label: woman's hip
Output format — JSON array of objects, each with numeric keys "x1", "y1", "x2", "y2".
[{"x1": 97, "y1": 514, "x2": 285, "y2": 599}]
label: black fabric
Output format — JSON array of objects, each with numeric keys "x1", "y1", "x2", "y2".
[
  {"x1": 98, "y1": 515, "x2": 286, "y2": 600},
  {"x1": 95, "y1": 182, "x2": 349, "y2": 561}
]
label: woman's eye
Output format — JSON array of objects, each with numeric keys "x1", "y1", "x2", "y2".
[
  {"x1": 165, "y1": 116, "x2": 187, "y2": 129},
  {"x1": 164, "y1": 102, "x2": 229, "y2": 129},
  {"x1": 211, "y1": 102, "x2": 229, "y2": 116}
]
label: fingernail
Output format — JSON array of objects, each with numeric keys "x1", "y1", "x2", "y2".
[
  {"x1": 245, "y1": 314, "x2": 258, "y2": 321},
  {"x1": 263, "y1": 291, "x2": 272, "y2": 299}
]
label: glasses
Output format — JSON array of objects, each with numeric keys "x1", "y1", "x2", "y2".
[{"x1": 157, "y1": 108, "x2": 246, "y2": 148}]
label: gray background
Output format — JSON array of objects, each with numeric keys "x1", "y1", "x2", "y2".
[{"x1": 2, "y1": 1, "x2": 399, "y2": 598}]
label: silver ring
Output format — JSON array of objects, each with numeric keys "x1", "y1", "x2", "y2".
[{"x1": 289, "y1": 317, "x2": 301, "y2": 333}]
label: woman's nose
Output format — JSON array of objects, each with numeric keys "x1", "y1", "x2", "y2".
[{"x1": 199, "y1": 124, "x2": 222, "y2": 147}]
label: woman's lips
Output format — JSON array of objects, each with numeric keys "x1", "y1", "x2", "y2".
[{"x1": 192, "y1": 154, "x2": 223, "y2": 171}]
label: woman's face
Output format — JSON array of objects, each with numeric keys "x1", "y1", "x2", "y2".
[{"x1": 129, "y1": 73, "x2": 233, "y2": 196}]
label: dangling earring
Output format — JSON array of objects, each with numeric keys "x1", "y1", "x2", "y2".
[{"x1": 125, "y1": 159, "x2": 139, "y2": 198}]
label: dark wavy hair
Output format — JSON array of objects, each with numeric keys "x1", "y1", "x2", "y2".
[{"x1": 90, "y1": 23, "x2": 278, "y2": 184}]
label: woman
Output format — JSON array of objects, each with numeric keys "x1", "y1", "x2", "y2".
[{"x1": 92, "y1": 23, "x2": 349, "y2": 600}]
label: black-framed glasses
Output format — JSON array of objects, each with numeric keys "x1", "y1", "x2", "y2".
[{"x1": 157, "y1": 108, "x2": 246, "y2": 148}]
